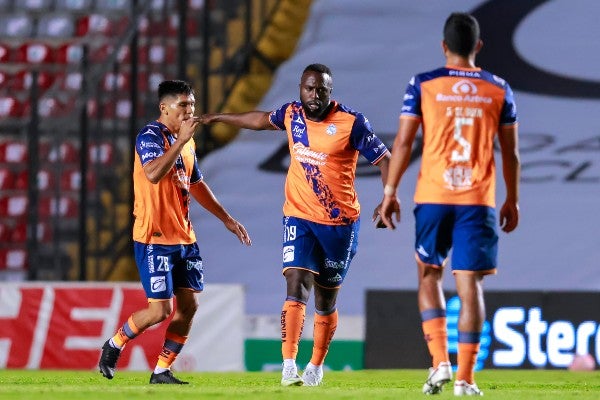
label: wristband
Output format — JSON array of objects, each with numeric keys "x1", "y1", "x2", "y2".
[{"x1": 383, "y1": 184, "x2": 396, "y2": 197}]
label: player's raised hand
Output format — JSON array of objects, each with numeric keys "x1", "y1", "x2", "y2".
[{"x1": 179, "y1": 116, "x2": 201, "y2": 141}]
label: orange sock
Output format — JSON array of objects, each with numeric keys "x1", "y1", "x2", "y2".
[
  {"x1": 156, "y1": 331, "x2": 188, "y2": 369},
  {"x1": 111, "y1": 316, "x2": 141, "y2": 348},
  {"x1": 281, "y1": 300, "x2": 306, "y2": 360},
  {"x1": 421, "y1": 314, "x2": 449, "y2": 367},
  {"x1": 456, "y1": 341, "x2": 480, "y2": 383},
  {"x1": 310, "y1": 310, "x2": 338, "y2": 365}
]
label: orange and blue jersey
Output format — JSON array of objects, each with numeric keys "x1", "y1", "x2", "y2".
[
  {"x1": 401, "y1": 66, "x2": 518, "y2": 207},
  {"x1": 133, "y1": 121, "x2": 203, "y2": 244},
  {"x1": 269, "y1": 101, "x2": 389, "y2": 225}
]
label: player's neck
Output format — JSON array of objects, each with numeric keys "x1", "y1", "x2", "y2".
[
  {"x1": 445, "y1": 54, "x2": 477, "y2": 69},
  {"x1": 157, "y1": 118, "x2": 179, "y2": 137}
]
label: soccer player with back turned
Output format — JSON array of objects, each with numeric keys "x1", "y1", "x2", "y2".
[
  {"x1": 98, "y1": 80, "x2": 252, "y2": 384},
  {"x1": 379, "y1": 13, "x2": 520, "y2": 396}
]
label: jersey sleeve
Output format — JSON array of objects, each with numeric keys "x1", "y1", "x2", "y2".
[
  {"x1": 350, "y1": 113, "x2": 389, "y2": 164},
  {"x1": 400, "y1": 75, "x2": 422, "y2": 119},
  {"x1": 268, "y1": 102, "x2": 291, "y2": 130},
  {"x1": 500, "y1": 82, "x2": 518, "y2": 126},
  {"x1": 136, "y1": 126, "x2": 165, "y2": 166},
  {"x1": 189, "y1": 140, "x2": 203, "y2": 184}
]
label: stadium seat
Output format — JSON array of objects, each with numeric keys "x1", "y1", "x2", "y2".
[
  {"x1": 0, "y1": 43, "x2": 10, "y2": 62},
  {"x1": 0, "y1": 221, "x2": 10, "y2": 242},
  {"x1": 11, "y1": 220, "x2": 52, "y2": 243},
  {"x1": 60, "y1": 169, "x2": 96, "y2": 191},
  {"x1": 55, "y1": 42, "x2": 84, "y2": 64},
  {"x1": 94, "y1": 0, "x2": 128, "y2": 12},
  {"x1": 46, "y1": 141, "x2": 79, "y2": 163},
  {"x1": 0, "y1": 140, "x2": 27, "y2": 163},
  {"x1": 0, "y1": 168, "x2": 15, "y2": 190},
  {"x1": 102, "y1": 71, "x2": 129, "y2": 91},
  {"x1": 0, "y1": 96, "x2": 23, "y2": 118},
  {"x1": 55, "y1": 0, "x2": 94, "y2": 12},
  {"x1": 13, "y1": 168, "x2": 54, "y2": 191},
  {"x1": 0, "y1": 195, "x2": 28, "y2": 217},
  {"x1": 14, "y1": 43, "x2": 54, "y2": 64},
  {"x1": 12, "y1": 70, "x2": 55, "y2": 91},
  {"x1": 76, "y1": 14, "x2": 112, "y2": 36},
  {"x1": 57, "y1": 71, "x2": 83, "y2": 91},
  {"x1": 39, "y1": 196, "x2": 78, "y2": 218},
  {"x1": 13, "y1": 0, "x2": 54, "y2": 12},
  {"x1": 89, "y1": 142, "x2": 113, "y2": 165},
  {"x1": 0, "y1": 13, "x2": 35, "y2": 38},
  {"x1": 37, "y1": 13, "x2": 76, "y2": 38},
  {"x1": 0, "y1": 248, "x2": 27, "y2": 270}
]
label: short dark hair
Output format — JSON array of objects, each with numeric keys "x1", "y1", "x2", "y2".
[
  {"x1": 158, "y1": 80, "x2": 193, "y2": 101},
  {"x1": 443, "y1": 13, "x2": 480, "y2": 57},
  {"x1": 303, "y1": 63, "x2": 332, "y2": 77}
]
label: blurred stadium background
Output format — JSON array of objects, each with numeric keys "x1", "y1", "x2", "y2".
[{"x1": 1, "y1": 0, "x2": 599, "y2": 374}]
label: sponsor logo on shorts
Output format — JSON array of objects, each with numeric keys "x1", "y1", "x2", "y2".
[
  {"x1": 187, "y1": 259, "x2": 203, "y2": 271},
  {"x1": 324, "y1": 258, "x2": 346, "y2": 270},
  {"x1": 283, "y1": 245, "x2": 295, "y2": 263},
  {"x1": 328, "y1": 273, "x2": 343, "y2": 283},
  {"x1": 417, "y1": 244, "x2": 430, "y2": 258},
  {"x1": 150, "y1": 276, "x2": 166, "y2": 293}
]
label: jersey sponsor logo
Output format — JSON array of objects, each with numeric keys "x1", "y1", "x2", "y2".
[
  {"x1": 141, "y1": 151, "x2": 159, "y2": 161},
  {"x1": 150, "y1": 276, "x2": 166, "y2": 293},
  {"x1": 436, "y1": 93, "x2": 492, "y2": 104},
  {"x1": 292, "y1": 124, "x2": 306, "y2": 138},
  {"x1": 326, "y1": 123, "x2": 337, "y2": 136},
  {"x1": 325, "y1": 258, "x2": 346, "y2": 270},
  {"x1": 283, "y1": 245, "x2": 295, "y2": 263},
  {"x1": 417, "y1": 244, "x2": 429, "y2": 258},
  {"x1": 452, "y1": 79, "x2": 478, "y2": 95},
  {"x1": 293, "y1": 114, "x2": 305, "y2": 125},
  {"x1": 139, "y1": 140, "x2": 161, "y2": 150},
  {"x1": 292, "y1": 142, "x2": 328, "y2": 166},
  {"x1": 448, "y1": 70, "x2": 481, "y2": 78}
]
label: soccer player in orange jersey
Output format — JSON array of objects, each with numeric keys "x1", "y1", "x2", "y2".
[
  {"x1": 199, "y1": 64, "x2": 390, "y2": 386},
  {"x1": 379, "y1": 13, "x2": 520, "y2": 396},
  {"x1": 98, "y1": 80, "x2": 252, "y2": 384}
]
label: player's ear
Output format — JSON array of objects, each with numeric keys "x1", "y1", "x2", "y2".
[{"x1": 475, "y1": 39, "x2": 483, "y2": 54}]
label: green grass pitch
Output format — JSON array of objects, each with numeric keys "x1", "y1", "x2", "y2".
[{"x1": 0, "y1": 369, "x2": 599, "y2": 399}]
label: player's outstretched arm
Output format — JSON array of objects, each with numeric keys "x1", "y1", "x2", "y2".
[
  {"x1": 190, "y1": 180, "x2": 252, "y2": 245},
  {"x1": 199, "y1": 111, "x2": 274, "y2": 131}
]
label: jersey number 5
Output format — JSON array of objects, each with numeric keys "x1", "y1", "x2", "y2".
[{"x1": 451, "y1": 117, "x2": 473, "y2": 162}]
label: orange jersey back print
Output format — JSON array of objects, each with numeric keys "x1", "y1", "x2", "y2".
[
  {"x1": 133, "y1": 121, "x2": 203, "y2": 244},
  {"x1": 401, "y1": 67, "x2": 518, "y2": 207},
  {"x1": 269, "y1": 101, "x2": 388, "y2": 225}
]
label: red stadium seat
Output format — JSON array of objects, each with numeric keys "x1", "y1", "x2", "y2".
[
  {"x1": 89, "y1": 142, "x2": 114, "y2": 165},
  {"x1": 60, "y1": 169, "x2": 97, "y2": 191},
  {"x1": 0, "y1": 221, "x2": 10, "y2": 242},
  {"x1": 14, "y1": 43, "x2": 54, "y2": 64},
  {"x1": 0, "y1": 195, "x2": 28, "y2": 217},
  {"x1": 46, "y1": 141, "x2": 79, "y2": 163},
  {"x1": 0, "y1": 43, "x2": 10, "y2": 63},
  {"x1": 76, "y1": 14, "x2": 112, "y2": 36},
  {"x1": 0, "y1": 141, "x2": 27, "y2": 163},
  {"x1": 0, "y1": 248, "x2": 27, "y2": 270},
  {"x1": 55, "y1": 42, "x2": 84, "y2": 64},
  {"x1": 39, "y1": 196, "x2": 78, "y2": 218},
  {"x1": 0, "y1": 97, "x2": 23, "y2": 118},
  {"x1": 14, "y1": 169, "x2": 54, "y2": 191},
  {"x1": 12, "y1": 70, "x2": 55, "y2": 91},
  {"x1": 0, "y1": 168, "x2": 15, "y2": 190},
  {"x1": 57, "y1": 71, "x2": 83, "y2": 91},
  {"x1": 11, "y1": 220, "x2": 52, "y2": 243}
]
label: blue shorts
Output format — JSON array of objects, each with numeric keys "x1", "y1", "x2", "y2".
[
  {"x1": 282, "y1": 216, "x2": 359, "y2": 288},
  {"x1": 414, "y1": 204, "x2": 498, "y2": 273},
  {"x1": 134, "y1": 241, "x2": 204, "y2": 300}
]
